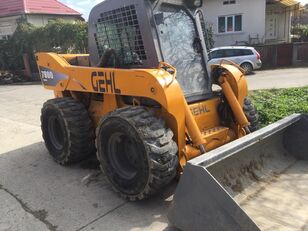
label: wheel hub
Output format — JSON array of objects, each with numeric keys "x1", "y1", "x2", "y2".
[
  {"x1": 48, "y1": 115, "x2": 64, "y2": 151},
  {"x1": 108, "y1": 132, "x2": 140, "y2": 180}
]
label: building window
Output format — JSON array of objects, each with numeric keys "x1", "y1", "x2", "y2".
[
  {"x1": 223, "y1": 0, "x2": 236, "y2": 5},
  {"x1": 218, "y1": 15, "x2": 242, "y2": 33}
]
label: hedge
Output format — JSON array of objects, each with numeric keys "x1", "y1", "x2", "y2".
[{"x1": 0, "y1": 19, "x2": 88, "y2": 71}]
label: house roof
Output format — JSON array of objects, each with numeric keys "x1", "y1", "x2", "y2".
[
  {"x1": 267, "y1": 0, "x2": 300, "y2": 7},
  {"x1": 0, "y1": 0, "x2": 81, "y2": 18},
  {"x1": 267, "y1": 0, "x2": 302, "y2": 12},
  {"x1": 279, "y1": 0, "x2": 299, "y2": 7}
]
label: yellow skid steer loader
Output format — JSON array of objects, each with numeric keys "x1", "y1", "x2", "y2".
[{"x1": 35, "y1": 0, "x2": 308, "y2": 230}]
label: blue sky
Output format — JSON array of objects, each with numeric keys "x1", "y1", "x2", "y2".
[
  {"x1": 59, "y1": 0, "x2": 102, "y2": 20},
  {"x1": 60, "y1": 0, "x2": 308, "y2": 21}
]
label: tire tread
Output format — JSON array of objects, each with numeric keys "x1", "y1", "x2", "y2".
[
  {"x1": 243, "y1": 98, "x2": 259, "y2": 132},
  {"x1": 41, "y1": 97, "x2": 95, "y2": 165},
  {"x1": 96, "y1": 106, "x2": 178, "y2": 201}
]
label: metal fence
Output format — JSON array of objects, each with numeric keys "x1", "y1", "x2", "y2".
[{"x1": 254, "y1": 42, "x2": 308, "y2": 69}]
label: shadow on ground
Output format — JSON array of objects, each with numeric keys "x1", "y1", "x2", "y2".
[{"x1": 0, "y1": 142, "x2": 179, "y2": 231}]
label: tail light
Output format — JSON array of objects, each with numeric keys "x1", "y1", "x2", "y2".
[{"x1": 256, "y1": 51, "x2": 261, "y2": 60}]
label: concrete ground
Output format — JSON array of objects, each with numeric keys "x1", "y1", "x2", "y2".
[
  {"x1": 0, "y1": 67, "x2": 307, "y2": 231},
  {"x1": 0, "y1": 85, "x2": 178, "y2": 231},
  {"x1": 247, "y1": 67, "x2": 308, "y2": 90}
]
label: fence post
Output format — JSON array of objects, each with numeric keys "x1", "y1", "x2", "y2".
[
  {"x1": 292, "y1": 43, "x2": 298, "y2": 66},
  {"x1": 273, "y1": 45, "x2": 278, "y2": 67},
  {"x1": 23, "y1": 53, "x2": 32, "y2": 78}
]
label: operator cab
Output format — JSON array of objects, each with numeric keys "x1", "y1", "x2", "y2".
[
  {"x1": 88, "y1": 0, "x2": 211, "y2": 102},
  {"x1": 153, "y1": 1, "x2": 211, "y2": 101}
]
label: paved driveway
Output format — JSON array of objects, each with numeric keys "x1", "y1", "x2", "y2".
[
  {"x1": 0, "y1": 85, "x2": 178, "y2": 231},
  {"x1": 247, "y1": 67, "x2": 308, "y2": 90},
  {"x1": 0, "y1": 67, "x2": 307, "y2": 231}
]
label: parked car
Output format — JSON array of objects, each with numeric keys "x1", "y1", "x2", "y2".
[{"x1": 208, "y1": 46, "x2": 262, "y2": 74}]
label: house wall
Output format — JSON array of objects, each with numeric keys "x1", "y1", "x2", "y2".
[
  {"x1": 202, "y1": 0, "x2": 266, "y2": 47},
  {"x1": 266, "y1": 4, "x2": 292, "y2": 43},
  {"x1": 0, "y1": 14, "x2": 80, "y2": 39},
  {"x1": 26, "y1": 14, "x2": 79, "y2": 27},
  {"x1": 0, "y1": 15, "x2": 20, "y2": 39}
]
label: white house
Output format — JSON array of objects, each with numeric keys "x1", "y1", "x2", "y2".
[
  {"x1": 0, "y1": 0, "x2": 83, "y2": 40},
  {"x1": 202, "y1": 0, "x2": 301, "y2": 47}
]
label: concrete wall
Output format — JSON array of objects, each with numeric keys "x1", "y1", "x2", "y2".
[{"x1": 202, "y1": 0, "x2": 266, "y2": 47}]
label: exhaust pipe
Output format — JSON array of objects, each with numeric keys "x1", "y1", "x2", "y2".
[{"x1": 168, "y1": 114, "x2": 308, "y2": 231}]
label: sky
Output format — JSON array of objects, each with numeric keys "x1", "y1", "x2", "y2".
[
  {"x1": 59, "y1": 0, "x2": 308, "y2": 21},
  {"x1": 59, "y1": 0, "x2": 102, "y2": 20}
]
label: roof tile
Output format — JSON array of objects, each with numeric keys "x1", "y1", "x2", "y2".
[{"x1": 0, "y1": 0, "x2": 81, "y2": 18}]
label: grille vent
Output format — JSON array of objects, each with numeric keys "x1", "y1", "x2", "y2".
[{"x1": 94, "y1": 5, "x2": 147, "y2": 66}]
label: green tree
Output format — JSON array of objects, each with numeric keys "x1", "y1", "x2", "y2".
[
  {"x1": 292, "y1": 24, "x2": 308, "y2": 42},
  {"x1": 0, "y1": 19, "x2": 88, "y2": 71}
]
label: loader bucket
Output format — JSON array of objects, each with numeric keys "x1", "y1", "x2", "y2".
[{"x1": 169, "y1": 114, "x2": 308, "y2": 231}]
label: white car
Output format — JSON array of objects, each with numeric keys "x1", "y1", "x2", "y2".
[{"x1": 208, "y1": 46, "x2": 262, "y2": 74}]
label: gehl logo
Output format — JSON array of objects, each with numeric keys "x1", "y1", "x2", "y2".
[
  {"x1": 91, "y1": 72, "x2": 121, "y2": 94},
  {"x1": 191, "y1": 104, "x2": 210, "y2": 116}
]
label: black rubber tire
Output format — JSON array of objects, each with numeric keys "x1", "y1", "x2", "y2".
[
  {"x1": 243, "y1": 97, "x2": 259, "y2": 132},
  {"x1": 96, "y1": 106, "x2": 178, "y2": 201},
  {"x1": 240, "y1": 62, "x2": 253, "y2": 75},
  {"x1": 41, "y1": 97, "x2": 96, "y2": 165}
]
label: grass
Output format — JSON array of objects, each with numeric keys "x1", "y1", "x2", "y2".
[{"x1": 249, "y1": 87, "x2": 308, "y2": 127}]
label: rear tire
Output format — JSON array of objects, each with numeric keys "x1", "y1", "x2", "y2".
[
  {"x1": 240, "y1": 62, "x2": 253, "y2": 75},
  {"x1": 243, "y1": 98, "x2": 259, "y2": 132},
  {"x1": 41, "y1": 97, "x2": 95, "y2": 165},
  {"x1": 96, "y1": 106, "x2": 178, "y2": 201}
]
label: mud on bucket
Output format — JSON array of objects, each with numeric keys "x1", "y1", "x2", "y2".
[{"x1": 168, "y1": 114, "x2": 308, "y2": 231}]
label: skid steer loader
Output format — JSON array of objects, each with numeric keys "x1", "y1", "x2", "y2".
[{"x1": 36, "y1": 0, "x2": 308, "y2": 230}]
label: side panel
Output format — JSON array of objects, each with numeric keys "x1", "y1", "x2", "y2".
[
  {"x1": 40, "y1": 66, "x2": 69, "y2": 87},
  {"x1": 189, "y1": 98, "x2": 221, "y2": 131}
]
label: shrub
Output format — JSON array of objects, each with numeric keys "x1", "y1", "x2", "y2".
[
  {"x1": 0, "y1": 20, "x2": 88, "y2": 71},
  {"x1": 291, "y1": 24, "x2": 308, "y2": 41}
]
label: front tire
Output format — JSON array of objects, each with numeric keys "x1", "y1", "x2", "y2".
[
  {"x1": 96, "y1": 106, "x2": 178, "y2": 201},
  {"x1": 243, "y1": 98, "x2": 259, "y2": 132},
  {"x1": 41, "y1": 97, "x2": 95, "y2": 165}
]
